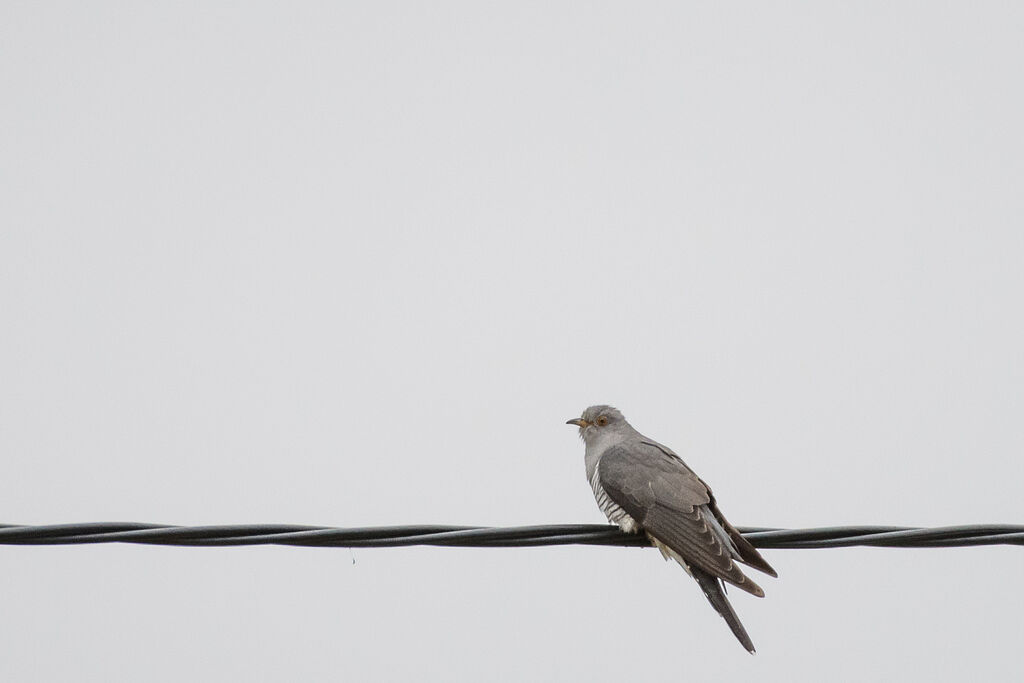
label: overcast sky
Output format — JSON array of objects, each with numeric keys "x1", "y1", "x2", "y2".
[{"x1": 2, "y1": 2, "x2": 1023, "y2": 681}]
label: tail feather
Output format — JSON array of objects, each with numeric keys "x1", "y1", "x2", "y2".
[
  {"x1": 692, "y1": 567, "x2": 756, "y2": 654},
  {"x1": 705, "y1": 500, "x2": 778, "y2": 578}
]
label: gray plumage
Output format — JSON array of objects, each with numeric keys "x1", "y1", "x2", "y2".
[{"x1": 567, "y1": 405, "x2": 776, "y2": 653}]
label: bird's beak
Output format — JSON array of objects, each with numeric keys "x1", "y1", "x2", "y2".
[{"x1": 566, "y1": 418, "x2": 588, "y2": 428}]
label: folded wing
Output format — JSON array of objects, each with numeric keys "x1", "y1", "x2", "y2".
[{"x1": 598, "y1": 442, "x2": 774, "y2": 596}]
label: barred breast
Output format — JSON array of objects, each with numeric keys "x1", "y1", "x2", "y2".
[{"x1": 590, "y1": 466, "x2": 640, "y2": 533}]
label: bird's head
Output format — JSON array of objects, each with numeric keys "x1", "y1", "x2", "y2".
[{"x1": 566, "y1": 405, "x2": 628, "y2": 444}]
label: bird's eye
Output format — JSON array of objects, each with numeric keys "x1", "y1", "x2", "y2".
[{"x1": 596, "y1": 416, "x2": 609, "y2": 426}]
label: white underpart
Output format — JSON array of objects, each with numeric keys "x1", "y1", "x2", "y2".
[{"x1": 588, "y1": 466, "x2": 640, "y2": 534}]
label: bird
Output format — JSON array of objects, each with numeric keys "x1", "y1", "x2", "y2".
[{"x1": 567, "y1": 405, "x2": 776, "y2": 653}]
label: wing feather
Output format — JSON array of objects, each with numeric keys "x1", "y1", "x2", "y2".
[
  {"x1": 647, "y1": 440, "x2": 777, "y2": 578},
  {"x1": 598, "y1": 442, "x2": 766, "y2": 596}
]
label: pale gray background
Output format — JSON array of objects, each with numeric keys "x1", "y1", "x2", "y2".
[{"x1": 2, "y1": 2, "x2": 1023, "y2": 681}]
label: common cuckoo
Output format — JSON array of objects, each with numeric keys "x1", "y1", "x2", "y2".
[{"x1": 567, "y1": 405, "x2": 776, "y2": 653}]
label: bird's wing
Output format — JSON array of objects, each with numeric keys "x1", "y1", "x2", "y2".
[
  {"x1": 642, "y1": 440, "x2": 777, "y2": 578},
  {"x1": 643, "y1": 444, "x2": 778, "y2": 577},
  {"x1": 598, "y1": 441, "x2": 764, "y2": 597}
]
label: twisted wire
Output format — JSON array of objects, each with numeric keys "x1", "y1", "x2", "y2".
[{"x1": 1, "y1": 523, "x2": 1022, "y2": 549}]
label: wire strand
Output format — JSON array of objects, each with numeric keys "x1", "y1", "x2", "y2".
[{"x1": 1, "y1": 523, "x2": 1022, "y2": 549}]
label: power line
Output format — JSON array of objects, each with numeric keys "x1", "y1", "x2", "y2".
[{"x1": 1, "y1": 522, "x2": 1021, "y2": 549}]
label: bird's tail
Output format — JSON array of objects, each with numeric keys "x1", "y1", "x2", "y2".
[{"x1": 692, "y1": 567, "x2": 756, "y2": 654}]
